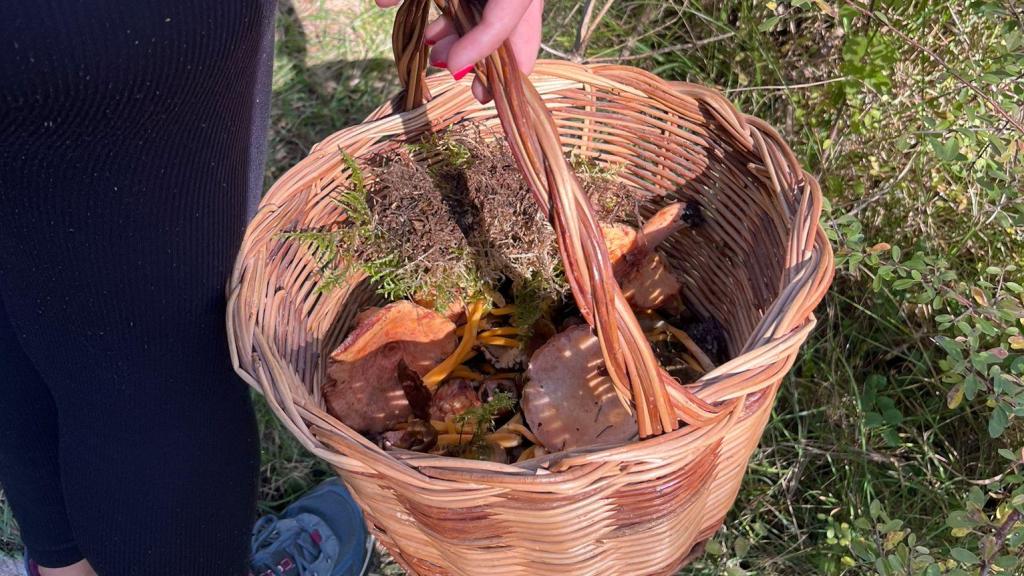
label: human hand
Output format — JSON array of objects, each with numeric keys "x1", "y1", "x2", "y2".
[{"x1": 376, "y1": 0, "x2": 543, "y2": 103}]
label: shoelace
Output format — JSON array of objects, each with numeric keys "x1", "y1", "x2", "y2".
[{"x1": 250, "y1": 515, "x2": 323, "y2": 576}]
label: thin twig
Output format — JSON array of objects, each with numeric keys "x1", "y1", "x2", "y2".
[
  {"x1": 586, "y1": 31, "x2": 736, "y2": 63},
  {"x1": 847, "y1": 1, "x2": 1024, "y2": 135},
  {"x1": 540, "y1": 42, "x2": 573, "y2": 60},
  {"x1": 610, "y1": 3, "x2": 665, "y2": 60},
  {"x1": 980, "y1": 509, "x2": 1022, "y2": 576},
  {"x1": 572, "y1": 0, "x2": 596, "y2": 61},
  {"x1": 570, "y1": 0, "x2": 618, "y2": 60},
  {"x1": 724, "y1": 77, "x2": 848, "y2": 93},
  {"x1": 1006, "y1": 0, "x2": 1024, "y2": 30},
  {"x1": 576, "y1": 0, "x2": 617, "y2": 57}
]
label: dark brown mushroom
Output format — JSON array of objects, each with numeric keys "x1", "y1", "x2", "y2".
[
  {"x1": 324, "y1": 301, "x2": 457, "y2": 434},
  {"x1": 522, "y1": 325, "x2": 638, "y2": 451},
  {"x1": 480, "y1": 378, "x2": 519, "y2": 407}
]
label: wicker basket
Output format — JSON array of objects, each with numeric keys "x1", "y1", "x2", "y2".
[{"x1": 228, "y1": 2, "x2": 833, "y2": 573}]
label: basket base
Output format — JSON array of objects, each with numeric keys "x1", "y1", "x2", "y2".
[{"x1": 365, "y1": 515, "x2": 713, "y2": 576}]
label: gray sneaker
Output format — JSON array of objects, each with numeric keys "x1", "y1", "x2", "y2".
[{"x1": 249, "y1": 480, "x2": 371, "y2": 576}]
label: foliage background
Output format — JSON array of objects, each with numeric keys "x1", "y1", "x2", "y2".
[{"x1": 2, "y1": 1, "x2": 1022, "y2": 574}]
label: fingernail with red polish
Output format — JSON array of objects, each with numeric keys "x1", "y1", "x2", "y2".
[
  {"x1": 424, "y1": 38, "x2": 436, "y2": 46},
  {"x1": 452, "y1": 65, "x2": 473, "y2": 81},
  {"x1": 431, "y1": 60, "x2": 447, "y2": 69}
]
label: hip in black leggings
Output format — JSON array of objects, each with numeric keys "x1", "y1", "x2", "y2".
[{"x1": 0, "y1": 1, "x2": 276, "y2": 573}]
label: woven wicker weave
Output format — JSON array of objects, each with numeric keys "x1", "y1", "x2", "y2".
[{"x1": 227, "y1": 3, "x2": 833, "y2": 573}]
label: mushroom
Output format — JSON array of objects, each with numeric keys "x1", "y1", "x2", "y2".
[
  {"x1": 381, "y1": 419, "x2": 438, "y2": 452},
  {"x1": 323, "y1": 301, "x2": 457, "y2": 434},
  {"x1": 481, "y1": 344, "x2": 525, "y2": 370},
  {"x1": 600, "y1": 202, "x2": 694, "y2": 311},
  {"x1": 429, "y1": 379, "x2": 481, "y2": 422},
  {"x1": 413, "y1": 292, "x2": 466, "y2": 323},
  {"x1": 479, "y1": 377, "x2": 519, "y2": 408},
  {"x1": 522, "y1": 324, "x2": 638, "y2": 452}
]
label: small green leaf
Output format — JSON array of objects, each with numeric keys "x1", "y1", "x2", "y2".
[
  {"x1": 947, "y1": 510, "x2": 976, "y2": 529},
  {"x1": 990, "y1": 405, "x2": 1009, "y2": 438},
  {"x1": 950, "y1": 547, "x2": 979, "y2": 565},
  {"x1": 962, "y1": 373, "x2": 978, "y2": 399},
  {"x1": 930, "y1": 137, "x2": 964, "y2": 161},
  {"x1": 995, "y1": 554, "x2": 1019, "y2": 569},
  {"x1": 733, "y1": 536, "x2": 750, "y2": 558},
  {"x1": 883, "y1": 408, "x2": 903, "y2": 426},
  {"x1": 879, "y1": 519, "x2": 903, "y2": 532},
  {"x1": 758, "y1": 15, "x2": 781, "y2": 31}
]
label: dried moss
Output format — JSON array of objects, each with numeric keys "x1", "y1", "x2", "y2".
[{"x1": 293, "y1": 128, "x2": 644, "y2": 311}]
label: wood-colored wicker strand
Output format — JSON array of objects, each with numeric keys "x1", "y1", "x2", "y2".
[
  {"x1": 392, "y1": 0, "x2": 433, "y2": 110},
  {"x1": 412, "y1": 0, "x2": 732, "y2": 435},
  {"x1": 227, "y1": 31, "x2": 834, "y2": 574}
]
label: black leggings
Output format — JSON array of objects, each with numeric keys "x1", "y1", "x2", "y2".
[{"x1": 0, "y1": 1, "x2": 275, "y2": 573}]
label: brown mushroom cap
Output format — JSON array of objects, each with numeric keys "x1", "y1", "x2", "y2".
[
  {"x1": 620, "y1": 250, "x2": 683, "y2": 311},
  {"x1": 429, "y1": 379, "x2": 482, "y2": 422},
  {"x1": 640, "y1": 202, "x2": 691, "y2": 248},
  {"x1": 324, "y1": 301, "x2": 457, "y2": 434},
  {"x1": 600, "y1": 218, "x2": 682, "y2": 311},
  {"x1": 523, "y1": 324, "x2": 638, "y2": 451}
]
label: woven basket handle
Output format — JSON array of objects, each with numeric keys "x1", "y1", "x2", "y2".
[{"x1": 392, "y1": 0, "x2": 721, "y2": 436}]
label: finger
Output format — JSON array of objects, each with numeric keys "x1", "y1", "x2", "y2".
[
  {"x1": 428, "y1": 34, "x2": 458, "y2": 68},
  {"x1": 472, "y1": 77, "x2": 493, "y2": 104},
  {"x1": 424, "y1": 15, "x2": 457, "y2": 46},
  {"x1": 375, "y1": 0, "x2": 401, "y2": 8},
  {"x1": 508, "y1": 0, "x2": 543, "y2": 74},
  {"x1": 446, "y1": 0, "x2": 533, "y2": 78}
]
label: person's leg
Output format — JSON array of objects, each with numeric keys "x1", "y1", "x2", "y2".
[
  {"x1": 0, "y1": 295, "x2": 94, "y2": 574},
  {"x1": 0, "y1": 1, "x2": 275, "y2": 574}
]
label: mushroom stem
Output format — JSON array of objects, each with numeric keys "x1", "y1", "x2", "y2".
[
  {"x1": 502, "y1": 422, "x2": 541, "y2": 446},
  {"x1": 436, "y1": 431, "x2": 521, "y2": 448},
  {"x1": 516, "y1": 445, "x2": 538, "y2": 462},
  {"x1": 436, "y1": 432, "x2": 476, "y2": 447},
  {"x1": 478, "y1": 336, "x2": 520, "y2": 347},
  {"x1": 479, "y1": 326, "x2": 524, "y2": 338},
  {"x1": 647, "y1": 314, "x2": 716, "y2": 372},
  {"x1": 422, "y1": 300, "x2": 487, "y2": 390},
  {"x1": 645, "y1": 331, "x2": 705, "y2": 374},
  {"x1": 449, "y1": 365, "x2": 483, "y2": 380}
]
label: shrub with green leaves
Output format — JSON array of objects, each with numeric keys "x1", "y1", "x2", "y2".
[{"x1": 541, "y1": 0, "x2": 1022, "y2": 574}]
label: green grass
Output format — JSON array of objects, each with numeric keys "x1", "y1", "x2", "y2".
[{"x1": 3, "y1": 1, "x2": 1022, "y2": 574}]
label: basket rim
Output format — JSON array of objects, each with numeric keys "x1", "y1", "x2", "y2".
[{"x1": 227, "y1": 60, "x2": 834, "y2": 485}]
